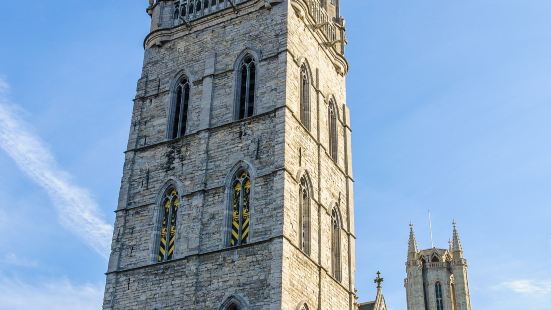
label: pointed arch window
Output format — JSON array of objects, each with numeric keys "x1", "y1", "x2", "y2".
[
  {"x1": 331, "y1": 207, "x2": 342, "y2": 281},
  {"x1": 300, "y1": 304, "x2": 310, "y2": 310},
  {"x1": 328, "y1": 100, "x2": 338, "y2": 161},
  {"x1": 435, "y1": 282, "x2": 444, "y2": 310},
  {"x1": 300, "y1": 65, "x2": 311, "y2": 131},
  {"x1": 299, "y1": 176, "x2": 311, "y2": 255},
  {"x1": 157, "y1": 188, "x2": 179, "y2": 262},
  {"x1": 227, "y1": 305, "x2": 240, "y2": 310},
  {"x1": 230, "y1": 171, "x2": 251, "y2": 246},
  {"x1": 169, "y1": 76, "x2": 191, "y2": 139},
  {"x1": 236, "y1": 54, "x2": 256, "y2": 120}
]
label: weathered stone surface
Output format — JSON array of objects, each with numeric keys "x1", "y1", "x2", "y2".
[{"x1": 103, "y1": 1, "x2": 354, "y2": 309}]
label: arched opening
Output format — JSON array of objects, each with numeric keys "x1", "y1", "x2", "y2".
[
  {"x1": 236, "y1": 54, "x2": 256, "y2": 120},
  {"x1": 331, "y1": 206, "x2": 342, "y2": 281},
  {"x1": 157, "y1": 187, "x2": 179, "y2": 262},
  {"x1": 169, "y1": 75, "x2": 191, "y2": 139},
  {"x1": 328, "y1": 100, "x2": 338, "y2": 161},
  {"x1": 229, "y1": 170, "x2": 251, "y2": 246},
  {"x1": 299, "y1": 65, "x2": 311, "y2": 131},
  {"x1": 299, "y1": 175, "x2": 311, "y2": 255},
  {"x1": 435, "y1": 282, "x2": 444, "y2": 310}
]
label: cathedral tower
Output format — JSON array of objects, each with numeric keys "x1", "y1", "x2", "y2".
[
  {"x1": 102, "y1": 0, "x2": 354, "y2": 309},
  {"x1": 404, "y1": 224, "x2": 472, "y2": 310}
]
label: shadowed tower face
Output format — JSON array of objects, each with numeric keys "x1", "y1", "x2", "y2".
[
  {"x1": 404, "y1": 224, "x2": 472, "y2": 310},
  {"x1": 102, "y1": 0, "x2": 354, "y2": 309}
]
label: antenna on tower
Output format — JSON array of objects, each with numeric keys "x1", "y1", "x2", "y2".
[{"x1": 428, "y1": 210, "x2": 435, "y2": 248}]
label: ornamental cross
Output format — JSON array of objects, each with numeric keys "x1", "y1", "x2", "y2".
[{"x1": 374, "y1": 271, "x2": 384, "y2": 289}]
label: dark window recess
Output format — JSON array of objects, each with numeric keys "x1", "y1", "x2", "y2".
[
  {"x1": 237, "y1": 55, "x2": 256, "y2": 120},
  {"x1": 170, "y1": 77, "x2": 190, "y2": 139}
]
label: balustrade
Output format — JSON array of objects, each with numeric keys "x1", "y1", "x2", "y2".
[{"x1": 172, "y1": 0, "x2": 248, "y2": 24}]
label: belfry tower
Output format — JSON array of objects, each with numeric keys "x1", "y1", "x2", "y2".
[
  {"x1": 102, "y1": 0, "x2": 355, "y2": 309},
  {"x1": 404, "y1": 223, "x2": 472, "y2": 310}
]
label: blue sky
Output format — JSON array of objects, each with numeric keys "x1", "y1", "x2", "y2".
[{"x1": 0, "y1": 1, "x2": 550, "y2": 309}]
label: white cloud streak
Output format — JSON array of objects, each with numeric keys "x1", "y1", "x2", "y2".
[
  {"x1": 0, "y1": 276, "x2": 103, "y2": 310},
  {"x1": 500, "y1": 279, "x2": 551, "y2": 296},
  {"x1": 0, "y1": 253, "x2": 39, "y2": 268},
  {"x1": 0, "y1": 77, "x2": 113, "y2": 259}
]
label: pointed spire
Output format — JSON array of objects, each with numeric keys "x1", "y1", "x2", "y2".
[
  {"x1": 452, "y1": 221, "x2": 464, "y2": 258},
  {"x1": 408, "y1": 223, "x2": 418, "y2": 261}
]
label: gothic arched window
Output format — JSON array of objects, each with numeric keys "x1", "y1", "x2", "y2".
[
  {"x1": 158, "y1": 188, "x2": 179, "y2": 262},
  {"x1": 230, "y1": 170, "x2": 251, "y2": 246},
  {"x1": 328, "y1": 100, "x2": 338, "y2": 161},
  {"x1": 435, "y1": 282, "x2": 444, "y2": 310},
  {"x1": 331, "y1": 207, "x2": 342, "y2": 281},
  {"x1": 236, "y1": 54, "x2": 256, "y2": 120},
  {"x1": 227, "y1": 305, "x2": 240, "y2": 310},
  {"x1": 300, "y1": 304, "x2": 310, "y2": 310},
  {"x1": 299, "y1": 176, "x2": 311, "y2": 255},
  {"x1": 300, "y1": 65, "x2": 311, "y2": 130},
  {"x1": 169, "y1": 75, "x2": 191, "y2": 139}
]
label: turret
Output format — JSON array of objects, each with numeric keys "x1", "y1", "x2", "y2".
[
  {"x1": 407, "y1": 224, "x2": 418, "y2": 262},
  {"x1": 451, "y1": 221, "x2": 464, "y2": 260},
  {"x1": 405, "y1": 222, "x2": 472, "y2": 310}
]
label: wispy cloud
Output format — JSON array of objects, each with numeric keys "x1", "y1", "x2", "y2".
[
  {"x1": 499, "y1": 279, "x2": 551, "y2": 295},
  {"x1": 0, "y1": 275, "x2": 103, "y2": 310},
  {"x1": 0, "y1": 253, "x2": 39, "y2": 268},
  {"x1": 0, "y1": 77, "x2": 112, "y2": 259}
]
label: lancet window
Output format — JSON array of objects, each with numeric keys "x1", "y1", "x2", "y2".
[
  {"x1": 230, "y1": 171, "x2": 251, "y2": 246},
  {"x1": 300, "y1": 65, "x2": 311, "y2": 130},
  {"x1": 299, "y1": 176, "x2": 311, "y2": 255},
  {"x1": 236, "y1": 54, "x2": 256, "y2": 120},
  {"x1": 435, "y1": 282, "x2": 444, "y2": 310},
  {"x1": 158, "y1": 188, "x2": 179, "y2": 262},
  {"x1": 328, "y1": 100, "x2": 338, "y2": 161},
  {"x1": 169, "y1": 75, "x2": 190, "y2": 139},
  {"x1": 331, "y1": 207, "x2": 342, "y2": 281}
]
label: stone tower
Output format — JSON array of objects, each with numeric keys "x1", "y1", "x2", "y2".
[
  {"x1": 404, "y1": 224, "x2": 472, "y2": 310},
  {"x1": 102, "y1": 0, "x2": 354, "y2": 309}
]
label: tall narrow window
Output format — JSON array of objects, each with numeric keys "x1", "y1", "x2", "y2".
[
  {"x1": 299, "y1": 176, "x2": 311, "y2": 255},
  {"x1": 300, "y1": 65, "x2": 311, "y2": 130},
  {"x1": 230, "y1": 171, "x2": 251, "y2": 246},
  {"x1": 236, "y1": 54, "x2": 256, "y2": 120},
  {"x1": 158, "y1": 188, "x2": 179, "y2": 262},
  {"x1": 331, "y1": 207, "x2": 342, "y2": 281},
  {"x1": 435, "y1": 282, "x2": 444, "y2": 310},
  {"x1": 170, "y1": 76, "x2": 191, "y2": 139},
  {"x1": 328, "y1": 100, "x2": 338, "y2": 161}
]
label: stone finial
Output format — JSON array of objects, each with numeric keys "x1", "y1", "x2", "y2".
[
  {"x1": 452, "y1": 221, "x2": 464, "y2": 258},
  {"x1": 408, "y1": 223, "x2": 418, "y2": 261},
  {"x1": 374, "y1": 271, "x2": 384, "y2": 290}
]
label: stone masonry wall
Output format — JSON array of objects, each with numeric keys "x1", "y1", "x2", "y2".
[{"x1": 104, "y1": 0, "x2": 355, "y2": 309}]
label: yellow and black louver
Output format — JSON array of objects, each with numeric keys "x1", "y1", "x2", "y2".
[
  {"x1": 158, "y1": 189, "x2": 179, "y2": 262},
  {"x1": 230, "y1": 171, "x2": 251, "y2": 247}
]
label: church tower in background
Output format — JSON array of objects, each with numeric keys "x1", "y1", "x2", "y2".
[
  {"x1": 103, "y1": 0, "x2": 355, "y2": 309},
  {"x1": 404, "y1": 223, "x2": 472, "y2": 310}
]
